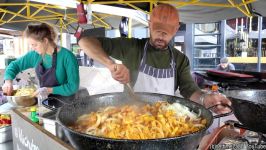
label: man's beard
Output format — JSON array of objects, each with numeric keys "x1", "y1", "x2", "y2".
[{"x1": 150, "y1": 38, "x2": 168, "y2": 49}]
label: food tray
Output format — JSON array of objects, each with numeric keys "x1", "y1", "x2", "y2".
[{"x1": 0, "y1": 125, "x2": 12, "y2": 143}]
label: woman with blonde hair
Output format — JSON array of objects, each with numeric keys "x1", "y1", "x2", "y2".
[{"x1": 3, "y1": 23, "x2": 79, "y2": 98}]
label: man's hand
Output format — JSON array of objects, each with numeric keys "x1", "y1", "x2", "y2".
[
  {"x1": 204, "y1": 93, "x2": 232, "y2": 114},
  {"x1": 108, "y1": 64, "x2": 130, "y2": 84},
  {"x1": 2, "y1": 80, "x2": 13, "y2": 96}
]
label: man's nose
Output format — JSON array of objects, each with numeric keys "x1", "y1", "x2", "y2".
[
  {"x1": 159, "y1": 32, "x2": 167, "y2": 39},
  {"x1": 158, "y1": 34, "x2": 165, "y2": 39}
]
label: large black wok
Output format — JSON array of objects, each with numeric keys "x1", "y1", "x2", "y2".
[
  {"x1": 224, "y1": 90, "x2": 266, "y2": 134},
  {"x1": 57, "y1": 92, "x2": 225, "y2": 150}
]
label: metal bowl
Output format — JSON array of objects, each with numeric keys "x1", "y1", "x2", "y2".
[{"x1": 6, "y1": 91, "x2": 36, "y2": 107}]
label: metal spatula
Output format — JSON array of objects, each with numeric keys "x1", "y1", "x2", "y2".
[
  {"x1": 124, "y1": 83, "x2": 143, "y2": 103},
  {"x1": 113, "y1": 65, "x2": 143, "y2": 103}
]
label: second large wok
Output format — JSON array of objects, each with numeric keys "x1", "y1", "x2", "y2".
[
  {"x1": 57, "y1": 92, "x2": 221, "y2": 150},
  {"x1": 224, "y1": 90, "x2": 266, "y2": 134}
]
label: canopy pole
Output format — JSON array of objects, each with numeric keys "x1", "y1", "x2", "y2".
[
  {"x1": 240, "y1": 18, "x2": 243, "y2": 39},
  {"x1": 249, "y1": 17, "x2": 252, "y2": 33},
  {"x1": 235, "y1": 18, "x2": 238, "y2": 34},
  {"x1": 257, "y1": 16, "x2": 263, "y2": 72},
  {"x1": 221, "y1": 20, "x2": 226, "y2": 58},
  {"x1": 128, "y1": 18, "x2": 132, "y2": 38}
]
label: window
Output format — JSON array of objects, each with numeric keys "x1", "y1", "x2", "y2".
[{"x1": 193, "y1": 22, "x2": 221, "y2": 70}]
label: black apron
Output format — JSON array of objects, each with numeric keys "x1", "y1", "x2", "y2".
[
  {"x1": 35, "y1": 48, "x2": 59, "y2": 88},
  {"x1": 35, "y1": 48, "x2": 82, "y2": 104}
]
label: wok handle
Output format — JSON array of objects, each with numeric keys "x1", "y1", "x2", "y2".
[
  {"x1": 229, "y1": 122, "x2": 251, "y2": 131},
  {"x1": 207, "y1": 104, "x2": 233, "y2": 119},
  {"x1": 48, "y1": 96, "x2": 69, "y2": 105}
]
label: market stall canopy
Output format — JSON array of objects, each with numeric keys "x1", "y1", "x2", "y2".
[
  {"x1": 0, "y1": 0, "x2": 265, "y2": 33},
  {"x1": 178, "y1": 0, "x2": 266, "y2": 23}
]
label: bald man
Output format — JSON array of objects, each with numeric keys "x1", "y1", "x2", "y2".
[{"x1": 78, "y1": 4, "x2": 231, "y2": 114}]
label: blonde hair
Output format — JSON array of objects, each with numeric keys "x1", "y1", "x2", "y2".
[{"x1": 24, "y1": 23, "x2": 57, "y2": 46}]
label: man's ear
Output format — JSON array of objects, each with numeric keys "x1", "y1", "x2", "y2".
[
  {"x1": 174, "y1": 23, "x2": 180, "y2": 33},
  {"x1": 43, "y1": 38, "x2": 49, "y2": 44}
]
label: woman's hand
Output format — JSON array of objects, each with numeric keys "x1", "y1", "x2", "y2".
[
  {"x1": 33, "y1": 87, "x2": 52, "y2": 99},
  {"x1": 108, "y1": 64, "x2": 130, "y2": 84},
  {"x1": 2, "y1": 80, "x2": 13, "y2": 96}
]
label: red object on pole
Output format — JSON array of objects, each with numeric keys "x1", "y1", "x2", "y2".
[
  {"x1": 77, "y1": 2, "x2": 87, "y2": 24},
  {"x1": 74, "y1": 26, "x2": 83, "y2": 39}
]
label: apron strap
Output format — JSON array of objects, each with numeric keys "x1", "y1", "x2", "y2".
[
  {"x1": 141, "y1": 41, "x2": 175, "y2": 70},
  {"x1": 52, "y1": 47, "x2": 57, "y2": 68}
]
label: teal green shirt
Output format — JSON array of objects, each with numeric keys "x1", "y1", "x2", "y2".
[
  {"x1": 98, "y1": 37, "x2": 200, "y2": 98},
  {"x1": 4, "y1": 47, "x2": 80, "y2": 96}
]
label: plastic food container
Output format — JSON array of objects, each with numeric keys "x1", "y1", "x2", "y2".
[
  {"x1": 41, "y1": 111, "x2": 68, "y2": 142},
  {"x1": 0, "y1": 125, "x2": 12, "y2": 143}
]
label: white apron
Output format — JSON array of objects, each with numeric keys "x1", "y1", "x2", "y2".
[{"x1": 133, "y1": 41, "x2": 176, "y2": 96}]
